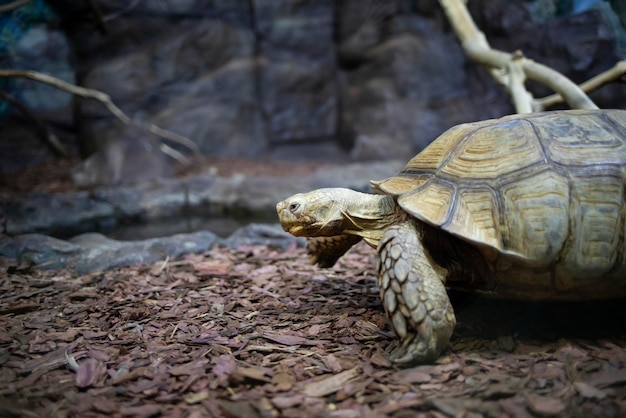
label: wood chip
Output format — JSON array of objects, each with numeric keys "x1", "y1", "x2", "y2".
[
  {"x1": 526, "y1": 394, "x2": 566, "y2": 416},
  {"x1": 75, "y1": 358, "x2": 103, "y2": 388},
  {"x1": 301, "y1": 367, "x2": 361, "y2": 397},
  {"x1": 2, "y1": 243, "x2": 626, "y2": 417},
  {"x1": 574, "y1": 382, "x2": 607, "y2": 400}
]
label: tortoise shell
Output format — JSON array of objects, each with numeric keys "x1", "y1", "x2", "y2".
[{"x1": 373, "y1": 109, "x2": 626, "y2": 298}]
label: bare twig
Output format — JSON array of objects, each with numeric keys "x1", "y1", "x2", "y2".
[
  {"x1": 438, "y1": 0, "x2": 599, "y2": 112},
  {"x1": 159, "y1": 143, "x2": 191, "y2": 165},
  {"x1": 148, "y1": 124, "x2": 201, "y2": 157},
  {"x1": 103, "y1": 0, "x2": 143, "y2": 22},
  {"x1": 86, "y1": 0, "x2": 108, "y2": 34},
  {"x1": 0, "y1": 69, "x2": 131, "y2": 123},
  {"x1": 0, "y1": 90, "x2": 69, "y2": 157},
  {"x1": 0, "y1": 69, "x2": 199, "y2": 164},
  {"x1": 0, "y1": 0, "x2": 29, "y2": 13},
  {"x1": 537, "y1": 60, "x2": 626, "y2": 109},
  {"x1": 507, "y1": 52, "x2": 533, "y2": 114}
]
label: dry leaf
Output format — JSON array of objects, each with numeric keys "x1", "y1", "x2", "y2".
[
  {"x1": 212, "y1": 354, "x2": 237, "y2": 387},
  {"x1": 185, "y1": 390, "x2": 210, "y2": 404},
  {"x1": 119, "y1": 404, "x2": 161, "y2": 417},
  {"x1": 75, "y1": 358, "x2": 102, "y2": 388},
  {"x1": 262, "y1": 331, "x2": 325, "y2": 346},
  {"x1": 586, "y1": 368, "x2": 626, "y2": 388},
  {"x1": 574, "y1": 382, "x2": 606, "y2": 399},
  {"x1": 301, "y1": 367, "x2": 361, "y2": 397},
  {"x1": 323, "y1": 354, "x2": 343, "y2": 373},
  {"x1": 526, "y1": 394, "x2": 565, "y2": 416},
  {"x1": 272, "y1": 371, "x2": 296, "y2": 391},
  {"x1": 394, "y1": 368, "x2": 432, "y2": 385},
  {"x1": 194, "y1": 259, "x2": 233, "y2": 276},
  {"x1": 236, "y1": 366, "x2": 272, "y2": 382},
  {"x1": 271, "y1": 394, "x2": 304, "y2": 409}
]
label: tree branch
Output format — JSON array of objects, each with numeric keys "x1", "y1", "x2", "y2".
[
  {"x1": 507, "y1": 52, "x2": 533, "y2": 114},
  {"x1": 0, "y1": 69, "x2": 131, "y2": 123},
  {"x1": 86, "y1": 0, "x2": 108, "y2": 34},
  {"x1": 0, "y1": 0, "x2": 29, "y2": 13},
  {"x1": 438, "y1": 0, "x2": 599, "y2": 112},
  {"x1": 0, "y1": 69, "x2": 200, "y2": 164},
  {"x1": 536, "y1": 60, "x2": 626, "y2": 109}
]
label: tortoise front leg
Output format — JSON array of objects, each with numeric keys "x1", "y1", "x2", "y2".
[
  {"x1": 377, "y1": 221, "x2": 456, "y2": 364},
  {"x1": 307, "y1": 235, "x2": 362, "y2": 268}
]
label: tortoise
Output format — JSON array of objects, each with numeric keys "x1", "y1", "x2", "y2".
[{"x1": 276, "y1": 109, "x2": 626, "y2": 364}]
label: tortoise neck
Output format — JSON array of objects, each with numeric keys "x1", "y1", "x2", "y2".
[
  {"x1": 342, "y1": 191, "x2": 406, "y2": 247},
  {"x1": 347, "y1": 191, "x2": 395, "y2": 213}
]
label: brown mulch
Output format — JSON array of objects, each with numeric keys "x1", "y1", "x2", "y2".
[{"x1": 1, "y1": 242, "x2": 626, "y2": 417}]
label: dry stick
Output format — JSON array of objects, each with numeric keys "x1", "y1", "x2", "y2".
[
  {"x1": 86, "y1": 0, "x2": 108, "y2": 34},
  {"x1": 507, "y1": 52, "x2": 534, "y2": 114},
  {"x1": 0, "y1": 0, "x2": 29, "y2": 13},
  {"x1": 0, "y1": 89, "x2": 69, "y2": 157},
  {"x1": 0, "y1": 69, "x2": 199, "y2": 164},
  {"x1": 149, "y1": 123, "x2": 201, "y2": 157},
  {"x1": 0, "y1": 70, "x2": 130, "y2": 123},
  {"x1": 537, "y1": 60, "x2": 626, "y2": 109},
  {"x1": 438, "y1": 0, "x2": 598, "y2": 112},
  {"x1": 523, "y1": 59, "x2": 598, "y2": 110},
  {"x1": 103, "y1": 0, "x2": 143, "y2": 23}
]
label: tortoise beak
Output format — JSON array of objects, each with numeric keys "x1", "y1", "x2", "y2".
[{"x1": 277, "y1": 197, "x2": 306, "y2": 235}]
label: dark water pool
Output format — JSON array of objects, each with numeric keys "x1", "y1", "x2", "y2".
[
  {"x1": 103, "y1": 213, "x2": 277, "y2": 241},
  {"x1": 47, "y1": 211, "x2": 278, "y2": 242}
]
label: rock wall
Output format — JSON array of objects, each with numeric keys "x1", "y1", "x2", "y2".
[
  {"x1": 3, "y1": 0, "x2": 626, "y2": 181},
  {"x1": 67, "y1": 0, "x2": 508, "y2": 163}
]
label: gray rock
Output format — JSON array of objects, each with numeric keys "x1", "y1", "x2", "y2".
[
  {"x1": 255, "y1": 0, "x2": 338, "y2": 143},
  {"x1": 2, "y1": 160, "x2": 404, "y2": 238},
  {"x1": 0, "y1": 233, "x2": 80, "y2": 270},
  {"x1": 151, "y1": 58, "x2": 266, "y2": 157},
  {"x1": 68, "y1": 231, "x2": 220, "y2": 274},
  {"x1": 1, "y1": 25, "x2": 74, "y2": 123},
  {"x1": 259, "y1": 59, "x2": 338, "y2": 143},
  {"x1": 344, "y1": 27, "x2": 500, "y2": 159},
  {"x1": 222, "y1": 223, "x2": 304, "y2": 250},
  {"x1": 0, "y1": 4, "x2": 76, "y2": 172},
  {"x1": 4, "y1": 0, "x2": 626, "y2": 182},
  {"x1": 0, "y1": 230, "x2": 220, "y2": 275},
  {"x1": 0, "y1": 224, "x2": 303, "y2": 274},
  {"x1": 0, "y1": 158, "x2": 403, "y2": 275},
  {"x1": 71, "y1": 125, "x2": 175, "y2": 187},
  {"x1": 77, "y1": 19, "x2": 258, "y2": 158},
  {"x1": 1, "y1": 191, "x2": 119, "y2": 237}
]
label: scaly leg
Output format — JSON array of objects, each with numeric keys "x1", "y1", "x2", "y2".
[
  {"x1": 377, "y1": 221, "x2": 456, "y2": 364},
  {"x1": 307, "y1": 235, "x2": 362, "y2": 268}
]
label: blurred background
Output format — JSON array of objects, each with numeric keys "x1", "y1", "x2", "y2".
[{"x1": 1, "y1": 0, "x2": 626, "y2": 241}]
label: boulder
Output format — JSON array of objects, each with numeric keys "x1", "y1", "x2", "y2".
[{"x1": 0, "y1": 230, "x2": 221, "y2": 275}]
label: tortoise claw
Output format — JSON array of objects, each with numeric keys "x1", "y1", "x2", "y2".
[{"x1": 389, "y1": 335, "x2": 442, "y2": 365}]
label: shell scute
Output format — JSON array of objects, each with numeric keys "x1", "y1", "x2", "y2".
[
  {"x1": 557, "y1": 172, "x2": 624, "y2": 280},
  {"x1": 499, "y1": 169, "x2": 570, "y2": 264},
  {"x1": 374, "y1": 109, "x2": 626, "y2": 269},
  {"x1": 397, "y1": 178, "x2": 455, "y2": 226},
  {"x1": 533, "y1": 110, "x2": 626, "y2": 166},
  {"x1": 439, "y1": 118, "x2": 545, "y2": 180}
]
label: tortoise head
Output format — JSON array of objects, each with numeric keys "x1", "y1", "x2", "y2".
[
  {"x1": 277, "y1": 188, "x2": 351, "y2": 237},
  {"x1": 277, "y1": 187, "x2": 400, "y2": 241}
]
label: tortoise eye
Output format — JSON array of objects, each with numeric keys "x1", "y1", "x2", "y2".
[{"x1": 289, "y1": 202, "x2": 300, "y2": 213}]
